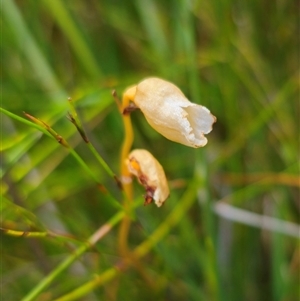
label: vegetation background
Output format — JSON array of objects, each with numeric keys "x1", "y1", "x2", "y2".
[{"x1": 1, "y1": 0, "x2": 299, "y2": 300}]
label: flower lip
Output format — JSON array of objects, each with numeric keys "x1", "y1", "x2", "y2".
[
  {"x1": 131, "y1": 77, "x2": 216, "y2": 148},
  {"x1": 126, "y1": 149, "x2": 169, "y2": 207}
]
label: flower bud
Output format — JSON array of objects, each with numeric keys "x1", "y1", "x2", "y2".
[
  {"x1": 124, "y1": 77, "x2": 216, "y2": 148},
  {"x1": 126, "y1": 149, "x2": 169, "y2": 207}
]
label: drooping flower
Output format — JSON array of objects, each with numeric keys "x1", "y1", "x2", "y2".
[
  {"x1": 126, "y1": 149, "x2": 169, "y2": 207},
  {"x1": 123, "y1": 77, "x2": 216, "y2": 148}
]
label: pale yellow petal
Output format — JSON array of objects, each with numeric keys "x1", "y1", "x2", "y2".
[
  {"x1": 133, "y1": 77, "x2": 216, "y2": 148},
  {"x1": 126, "y1": 149, "x2": 169, "y2": 207}
]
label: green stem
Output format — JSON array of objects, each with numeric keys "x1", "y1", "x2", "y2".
[
  {"x1": 51, "y1": 180, "x2": 199, "y2": 301},
  {"x1": 2, "y1": 107, "x2": 122, "y2": 210},
  {"x1": 86, "y1": 142, "x2": 115, "y2": 178},
  {"x1": 2, "y1": 0, "x2": 66, "y2": 100},
  {"x1": 67, "y1": 99, "x2": 118, "y2": 182},
  {"x1": 133, "y1": 180, "x2": 198, "y2": 258},
  {"x1": 0, "y1": 228, "x2": 49, "y2": 238},
  {"x1": 21, "y1": 211, "x2": 125, "y2": 301},
  {"x1": 69, "y1": 149, "x2": 123, "y2": 210},
  {"x1": 42, "y1": 0, "x2": 103, "y2": 80},
  {"x1": 0, "y1": 107, "x2": 52, "y2": 138},
  {"x1": 54, "y1": 268, "x2": 119, "y2": 301}
]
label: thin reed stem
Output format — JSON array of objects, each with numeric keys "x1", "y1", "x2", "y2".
[{"x1": 118, "y1": 86, "x2": 136, "y2": 256}]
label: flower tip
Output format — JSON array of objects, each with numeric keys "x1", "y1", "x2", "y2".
[
  {"x1": 212, "y1": 114, "x2": 217, "y2": 123},
  {"x1": 208, "y1": 113, "x2": 217, "y2": 131}
]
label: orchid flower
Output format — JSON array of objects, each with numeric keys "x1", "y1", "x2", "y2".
[
  {"x1": 123, "y1": 77, "x2": 216, "y2": 148},
  {"x1": 126, "y1": 149, "x2": 169, "y2": 207}
]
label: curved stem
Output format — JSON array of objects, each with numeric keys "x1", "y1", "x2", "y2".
[
  {"x1": 120, "y1": 114, "x2": 134, "y2": 200},
  {"x1": 118, "y1": 86, "x2": 136, "y2": 256}
]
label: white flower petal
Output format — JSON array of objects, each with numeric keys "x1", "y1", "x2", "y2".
[
  {"x1": 133, "y1": 77, "x2": 216, "y2": 148},
  {"x1": 126, "y1": 149, "x2": 169, "y2": 207}
]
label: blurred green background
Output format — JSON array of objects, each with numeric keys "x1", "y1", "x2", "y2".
[{"x1": 1, "y1": 0, "x2": 299, "y2": 300}]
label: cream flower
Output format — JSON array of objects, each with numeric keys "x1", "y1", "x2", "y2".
[
  {"x1": 123, "y1": 77, "x2": 216, "y2": 148},
  {"x1": 126, "y1": 149, "x2": 169, "y2": 207}
]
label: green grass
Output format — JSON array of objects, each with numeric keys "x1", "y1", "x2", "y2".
[{"x1": 1, "y1": 1, "x2": 299, "y2": 301}]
